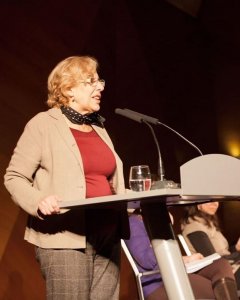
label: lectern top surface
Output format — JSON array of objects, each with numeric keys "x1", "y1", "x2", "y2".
[
  {"x1": 60, "y1": 188, "x2": 182, "y2": 208},
  {"x1": 60, "y1": 188, "x2": 239, "y2": 209}
]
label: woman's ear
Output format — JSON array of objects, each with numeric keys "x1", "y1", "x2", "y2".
[
  {"x1": 65, "y1": 88, "x2": 75, "y2": 103},
  {"x1": 67, "y1": 88, "x2": 74, "y2": 98},
  {"x1": 64, "y1": 88, "x2": 74, "y2": 98}
]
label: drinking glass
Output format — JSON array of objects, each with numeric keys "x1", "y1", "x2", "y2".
[{"x1": 129, "y1": 165, "x2": 152, "y2": 192}]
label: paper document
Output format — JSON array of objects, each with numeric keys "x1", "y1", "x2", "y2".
[{"x1": 185, "y1": 253, "x2": 221, "y2": 273}]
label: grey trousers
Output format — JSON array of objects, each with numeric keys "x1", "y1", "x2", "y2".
[{"x1": 35, "y1": 241, "x2": 121, "y2": 300}]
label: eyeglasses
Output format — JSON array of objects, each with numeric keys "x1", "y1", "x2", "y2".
[{"x1": 80, "y1": 78, "x2": 105, "y2": 88}]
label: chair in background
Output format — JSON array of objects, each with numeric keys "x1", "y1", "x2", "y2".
[
  {"x1": 178, "y1": 234, "x2": 240, "y2": 297},
  {"x1": 187, "y1": 231, "x2": 216, "y2": 256},
  {"x1": 121, "y1": 239, "x2": 160, "y2": 300},
  {"x1": 122, "y1": 238, "x2": 220, "y2": 299},
  {"x1": 177, "y1": 234, "x2": 192, "y2": 256}
]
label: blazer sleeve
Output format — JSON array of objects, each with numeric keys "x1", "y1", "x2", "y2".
[{"x1": 4, "y1": 115, "x2": 46, "y2": 217}]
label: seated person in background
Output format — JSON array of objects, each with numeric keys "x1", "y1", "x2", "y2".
[
  {"x1": 125, "y1": 208, "x2": 238, "y2": 300},
  {"x1": 181, "y1": 201, "x2": 240, "y2": 290}
]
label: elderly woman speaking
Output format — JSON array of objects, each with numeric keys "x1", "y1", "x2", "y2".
[{"x1": 4, "y1": 56, "x2": 129, "y2": 300}]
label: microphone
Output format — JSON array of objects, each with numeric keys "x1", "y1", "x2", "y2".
[
  {"x1": 115, "y1": 108, "x2": 167, "y2": 186},
  {"x1": 115, "y1": 108, "x2": 159, "y2": 125},
  {"x1": 115, "y1": 108, "x2": 203, "y2": 156}
]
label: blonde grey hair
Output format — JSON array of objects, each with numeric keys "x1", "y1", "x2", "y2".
[{"x1": 47, "y1": 56, "x2": 98, "y2": 108}]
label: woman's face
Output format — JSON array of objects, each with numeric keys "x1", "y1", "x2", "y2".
[
  {"x1": 197, "y1": 201, "x2": 219, "y2": 215},
  {"x1": 69, "y1": 73, "x2": 104, "y2": 114}
]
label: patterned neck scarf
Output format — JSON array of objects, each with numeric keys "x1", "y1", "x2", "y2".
[{"x1": 61, "y1": 106, "x2": 105, "y2": 128}]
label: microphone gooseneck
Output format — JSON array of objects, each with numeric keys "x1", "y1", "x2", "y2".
[
  {"x1": 142, "y1": 120, "x2": 165, "y2": 181},
  {"x1": 115, "y1": 108, "x2": 203, "y2": 156},
  {"x1": 156, "y1": 121, "x2": 203, "y2": 156},
  {"x1": 115, "y1": 108, "x2": 165, "y2": 182}
]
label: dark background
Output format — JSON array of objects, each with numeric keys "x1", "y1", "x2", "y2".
[
  {"x1": 1, "y1": 0, "x2": 240, "y2": 180},
  {"x1": 0, "y1": 0, "x2": 240, "y2": 299}
]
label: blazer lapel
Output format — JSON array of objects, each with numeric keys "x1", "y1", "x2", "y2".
[{"x1": 47, "y1": 108, "x2": 84, "y2": 171}]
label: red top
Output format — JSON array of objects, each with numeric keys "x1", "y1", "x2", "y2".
[{"x1": 70, "y1": 128, "x2": 116, "y2": 198}]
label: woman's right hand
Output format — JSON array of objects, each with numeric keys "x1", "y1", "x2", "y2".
[{"x1": 38, "y1": 195, "x2": 61, "y2": 216}]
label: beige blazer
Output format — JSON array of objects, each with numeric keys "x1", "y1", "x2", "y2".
[{"x1": 4, "y1": 108, "x2": 127, "y2": 248}]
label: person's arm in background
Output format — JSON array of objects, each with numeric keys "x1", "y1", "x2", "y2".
[
  {"x1": 227, "y1": 237, "x2": 240, "y2": 262},
  {"x1": 182, "y1": 219, "x2": 211, "y2": 238},
  {"x1": 182, "y1": 253, "x2": 204, "y2": 263},
  {"x1": 125, "y1": 214, "x2": 158, "y2": 271},
  {"x1": 234, "y1": 237, "x2": 240, "y2": 252}
]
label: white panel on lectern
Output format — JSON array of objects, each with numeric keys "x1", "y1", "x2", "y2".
[{"x1": 180, "y1": 154, "x2": 240, "y2": 197}]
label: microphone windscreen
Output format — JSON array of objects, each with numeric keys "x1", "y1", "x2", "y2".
[{"x1": 115, "y1": 108, "x2": 142, "y2": 123}]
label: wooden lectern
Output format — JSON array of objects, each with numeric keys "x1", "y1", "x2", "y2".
[{"x1": 60, "y1": 154, "x2": 240, "y2": 300}]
